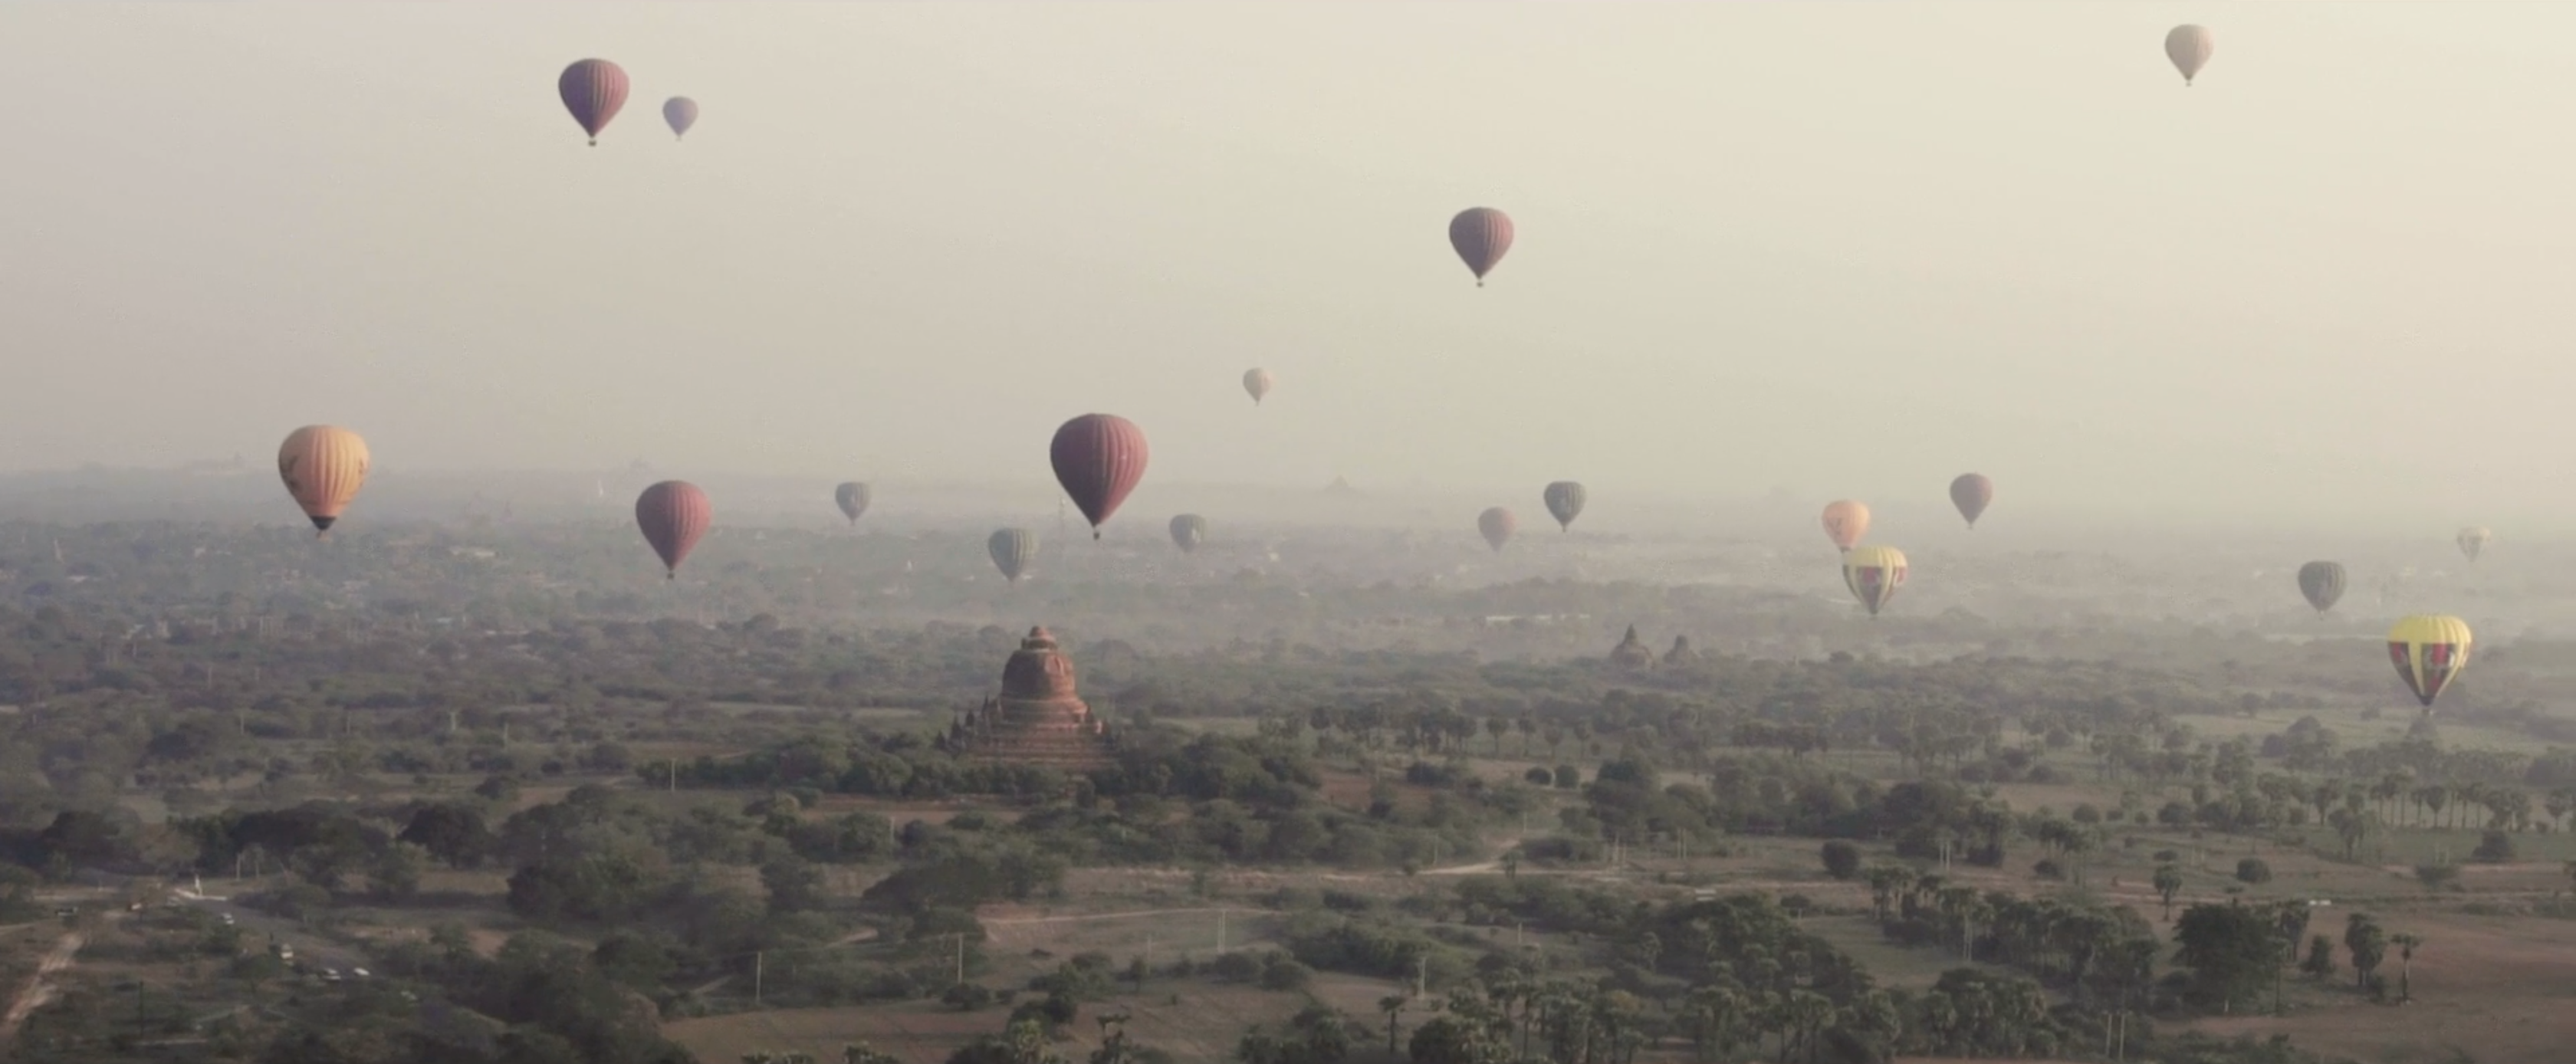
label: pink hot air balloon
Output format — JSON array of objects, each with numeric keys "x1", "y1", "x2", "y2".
[
  {"x1": 663, "y1": 97, "x2": 698, "y2": 140},
  {"x1": 1449, "y1": 208, "x2": 1514, "y2": 287},
  {"x1": 558, "y1": 59, "x2": 630, "y2": 146},
  {"x1": 1050, "y1": 415, "x2": 1150, "y2": 539},
  {"x1": 635, "y1": 481, "x2": 711, "y2": 578}
]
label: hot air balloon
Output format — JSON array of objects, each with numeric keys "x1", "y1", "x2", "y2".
[
  {"x1": 1050, "y1": 415, "x2": 1149, "y2": 539},
  {"x1": 276, "y1": 425, "x2": 370, "y2": 537},
  {"x1": 2296, "y1": 561, "x2": 2347, "y2": 616},
  {"x1": 2165, "y1": 25, "x2": 2213, "y2": 86},
  {"x1": 634, "y1": 481, "x2": 711, "y2": 578},
  {"x1": 1821, "y1": 501, "x2": 1870, "y2": 552},
  {"x1": 558, "y1": 59, "x2": 630, "y2": 146},
  {"x1": 1243, "y1": 369, "x2": 1273, "y2": 406},
  {"x1": 1543, "y1": 481, "x2": 1587, "y2": 532},
  {"x1": 988, "y1": 528, "x2": 1037, "y2": 583},
  {"x1": 1169, "y1": 514, "x2": 1207, "y2": 553},
  {"x1": 2457, "y1": 527, "x2": 2490, "y2": 563},
  {"x1": 1843, "y1": 545, "x2": 1908, "y2": 616},
  {"x1": 1478, "y1": 507, "x2": 1517, "y2": 552},
  {"x1": 1949, "y1": 474, "x2": 1993, "y2": 529},
  {"x1": 834, "y1": 482, "x2": 872, "y2": 525},
  {"x1": 2387, "y1": 614, "x2": 2472, "y2": 711},
  {"x1": 663, "y1": 97, "x2": 698, "y2": 140},
  {"x1": 1449, "y1": 208, "x2": 1513, "y2": 287}
]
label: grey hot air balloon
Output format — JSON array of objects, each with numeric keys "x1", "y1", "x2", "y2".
[
  {"x1": 1169, "y1": 514, "x2": 1207, "y2": 553},
  {"x1": 2296, "y1": 561, "x2": 2346, "y2": 616},
  {"x1": 987, "y1": 528, "x2": 1037, "y2": 583},
  {"x1": 834, "y1": 482, "x2": 871, "y2": 525},
  {"x1": 2165, "y1": 25, "x2": 2213, "y2": 86},
  {"x1": 1543, "y1": 481, "x2": 1587, "y2": 531}
]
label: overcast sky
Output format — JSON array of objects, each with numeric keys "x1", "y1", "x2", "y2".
[{"x1": 0, "y1": 3, "x2": 2568, "y2": 535}]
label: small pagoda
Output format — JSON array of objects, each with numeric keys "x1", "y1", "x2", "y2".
[
  {"x1": 953, "y1": 626, "x2": 1114, "y2": 770},
  {"x1": 1607, "y1": 625, "x2": 1656, "y2": 671},
  {"x1": 1664, "y1": 635, "x2": 1702, "y2": 666}
]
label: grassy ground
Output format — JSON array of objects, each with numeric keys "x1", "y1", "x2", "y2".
[{"x1": 2187, "y1": 908, "x2": 2576, "y2": 1064}]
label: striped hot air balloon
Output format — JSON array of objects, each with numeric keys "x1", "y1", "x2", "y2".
[
  {"x1": 1843, "y1": 545, "x2": 1908, "y2": 616},
  {"x1": 558, "y1": 59, "x2": 630, "y2": 146},
  {"x1": 2387, "y1": 614, "x2": 2472, "y2": 711},
  {"x1": 1050, "y1": 415, "x2": 1149, "y2": 538},
  {"x1": 277, "y1": 425, "x2": 370, "y2": 537},
  {"x1": 2296, "y1": 561, "x2": 2346, "y2": 616},
  {"x1": 634, "y1": 481, "x2": 711, "y2": 578},
  {"x1": 1543, "y1": 481, "x2": 1587, "y2": 531}
]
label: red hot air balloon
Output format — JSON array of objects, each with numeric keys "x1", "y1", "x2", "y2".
[
  {"x1": 634, "y1": 481, "x2": 711, "y2": 578},
  {"x1": 1448, "y1": 208, "x2": 1513, "y2": 287},
  {"x1": 663, "y1": 97, "x2": 698, "y2": 140},
  {"x1": 1478, "y1": 507, "x2": 1517, "y2": 551},
  {"x1": 559, "y1": 59, "x2": 630, "y2": 146},
  {"x1": 1050, "y1": 415, "x2": 1149, "y2": 538}
]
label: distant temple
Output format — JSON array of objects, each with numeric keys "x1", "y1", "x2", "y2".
[
  {"x1": 1664, "y1": 635, "x2": 1702, "y2": 666},
  {"x1": 953, "y1": 626, "x2": 1114, "y2": 770},
  {"x1": 1608, "y1": 626, "x2": 1657, "y2": 671}
]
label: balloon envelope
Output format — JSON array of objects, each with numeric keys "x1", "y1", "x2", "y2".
[
  {"x1": 2387, "y1": 614, "x2": 2472, "y2": 711},
  {"x1": 1169, "y1": 514, "x2": 1207, "y2": 553},
  {"x1": 1821, "y1": 501, "x2": 1871, "y2": 552},
  {"x1": 634, "y1": 481, "x2": 711, "y2": 577},
  {"x1": 558, "y1": 59, "x2": 630, "y2": 144},
  {"x1": 988, "y1": 528, "x2": 1037, "y2": 582},
  {"x1": 834, "y1": 482, "x2": 872, "y2": 524},
  {"x1": 663, "y1": 97, "x2": 698, "y2": 139},
  {"x1": 2456, "y1": 527, "x2": 2490, "y2": 563},
  {"x1": 2296, "y1": 561, "x2": 2347, "y2": 615},
  {"x1": 1843, "y1": 545, "x2": 1908, "y2": 616},
  {"x1": 1543, "y1": 481, "x2": 1587, "y2": 531},
  {"x1": 276, "y1": 425, "x2": 370, "y2": 536},
  {"x1": 1050, "y1": 414, "x2": 1150, "y2": 537},
  {"x1": 1477, "y1": 507, "x2": 1517, "y2": 552},
  {"x1": 1242, "y1": 368, "x2": 1273, "y2": 406},
  {"x1": 2165, "y1": 25, "x2": 2213, "y2": 84},
  {"x1": 1448, "y1": 208, "x2": 1513, "y2": 285},
  {"x1": 1948, "y1": 474, "x2": 1993, "y2": 528}
]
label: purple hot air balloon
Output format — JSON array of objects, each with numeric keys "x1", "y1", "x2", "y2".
[
  {"x1": 558, "y1": 59, "x2": 630, "y2": 146},
  {"x1": 663, "y1": 97, "x2": 698, "y2": 140}
]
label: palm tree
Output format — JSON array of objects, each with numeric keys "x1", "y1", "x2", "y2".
[
  {"x1": 1378, "y1": 994, "x2": 1408, "y2": 1055},
  {"x1": 2389, "y1": 933, "x2": 2423, "y2": 1002}
]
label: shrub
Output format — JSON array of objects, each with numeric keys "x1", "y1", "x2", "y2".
[
  {"x1": 1819, "y1": 841, "x2": 1861, "y2": 881},
  {"x1": 2234, "y1": 858, "x2": 2272, "y2": 885}
]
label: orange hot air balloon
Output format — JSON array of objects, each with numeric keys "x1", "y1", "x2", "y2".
[
  {"x1": 635, "y1": 481, "x2": 711, "y2": 579},
  {"x1": 1949, "y1": 474, "x2": 1993, "y2": 529},
  {"x1": 276, "y1": 425, "x2": 370, "y2": 537},
  {"x1": 1821, "y1": 501, "x2": 1870, "y2": 552},
  {"x1": 1478, "y1": 507, "x2": 1517, "y2": 552}
]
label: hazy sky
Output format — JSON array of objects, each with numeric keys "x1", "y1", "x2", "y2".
[{"x1": 2, "y1": 3, "x2": 2572, "y2": 534}]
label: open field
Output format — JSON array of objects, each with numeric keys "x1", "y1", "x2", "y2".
[{"x1": 2188, "y1": 910, "x2": 2576, "y2": 1064}]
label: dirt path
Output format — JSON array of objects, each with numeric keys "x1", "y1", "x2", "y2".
[{"x1": 1, "y1": 931, "x2": 85, "y2": 1043}]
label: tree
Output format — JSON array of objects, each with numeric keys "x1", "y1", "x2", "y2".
[
  {"x1": 1378, "y1": 995, "x2": 1408, "y2": 1056},
  {"x1": 2388, "y1": 932, "x2": 2423, "y2": 1002},
  {"x1": 2152, "y1": 863, "x2": 2184, "y2": 920},
  {"x1": 2234, "y1": 858, "x2": 2271, "y2": 885},
  {"x1": 2299, "y1": 934, "x2": 2336, "y2": 982},
  {"x1": 2344, "y1": 914, "x2": 2388, "y2": 995},
  {"x1": 2173, "y1": 902, "x2": 2284, "y2": 1013},
  {"x1": 2472, "y1": 830, "x2": 2516, "y2": 863},
  {"x1": 1819, "y1": 841, "x2": 1861, "y2": 881}
]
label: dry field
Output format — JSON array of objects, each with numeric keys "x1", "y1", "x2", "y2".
[
  {"x1": 2188, "y1": 910, "x2": 2576, "y2": 1064},
  {"x1": 666, "y1": 974, "x2": 1400, "y2": 1064}
]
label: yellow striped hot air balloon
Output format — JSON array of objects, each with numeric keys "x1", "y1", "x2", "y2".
[
  {"x1": 2387, "y1": 614, "x2": 2471, "y2": 712},
  {"x1": 1842, "y1": 545, "x2": 1907, "y2": 616},
  {"x1": 276, "y1": 425, "x2": 370, "y2": 537}
]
